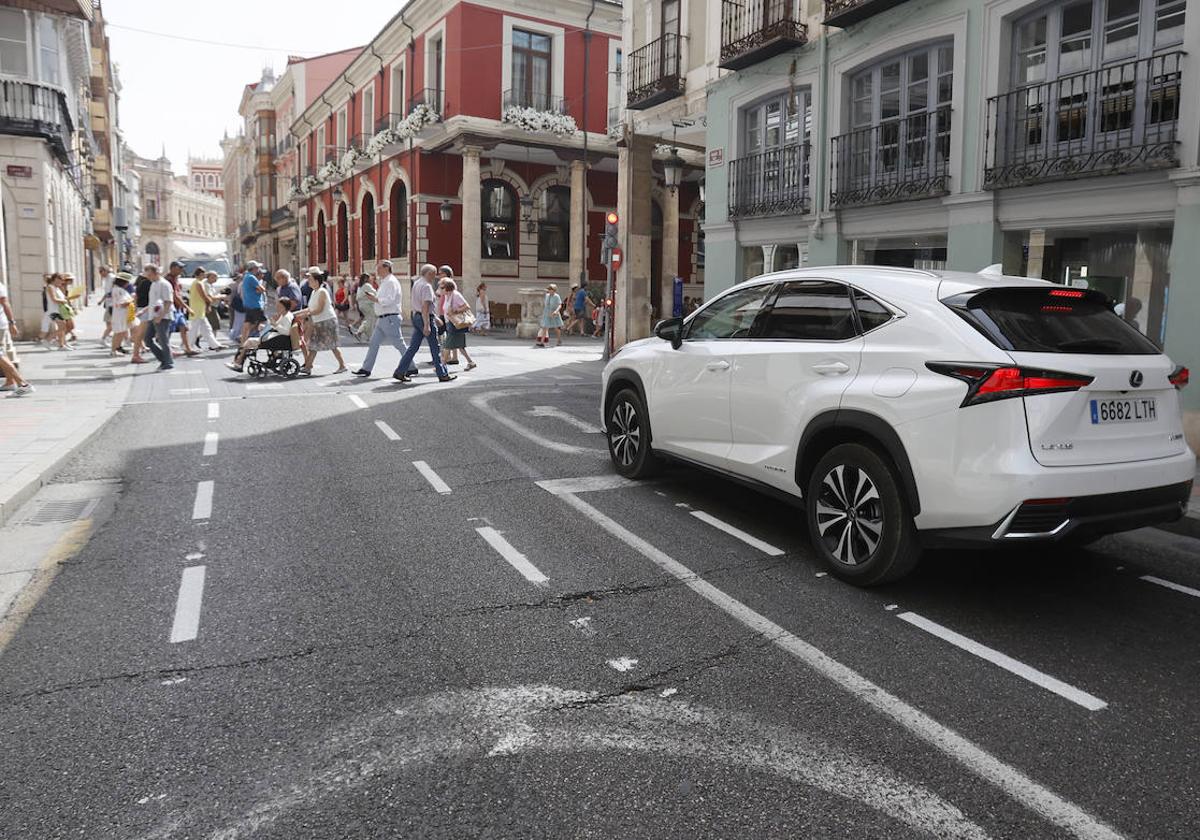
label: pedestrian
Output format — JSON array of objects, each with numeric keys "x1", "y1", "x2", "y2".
[
  {"x1": 439, "y1": 277, "x2": 477, "y2": 371},
  {"x1": 165, "y1": 261, "x2": 198, "y2": 356},
  {"x1": 569, "y1": 280, "x2": 590, "y2": 336},
  {"x1": 563, "y1": 285, "x2": 579, "y2": 334},
  {"x1": 536, "y1": 283, "x2": 563, "y2": 347},
  {"x1": 0, "y1": 274, "x2": 25, "y2": 393},
  {"x1": 141, "y1": 264, "x2": 175, "y2": 370},
  {"x1": 227, "y1": 297, "x2": 295, "y2": 373},
  {"x1": 472, "y1": 282, "x2": 490, "y2": 335},
  {"x1": 352, "y1": 272, "x2": 376, "y2": 341},
  {"x1": 391, "y1": 263, "x2": 454, "y2": 383},
  {"x1": 131, "y1": 269, "x2": 152, "y2": 363},
  {"x1": 228, "y1": 272, "x2": 245, "y2": 344},
  {"x1": 46, "y1": 273, "x2": 74, "y2": 350},
  {"x1": 334, "y1": 276, "x2": 350, "y2": 330},
  {"x1": 204, "y1": 271, "x2": 224, "y2": 338},
  {"x1": 108, "y1": 272, "x2": 134, "y2": 357},
  {"x1": 38, "y1": 275, "x2": 54, "y2": 347},
  {"x1": 97, "y1": 264, "x2": 114, "y2": 346},
  {"x1": 239, "y1": 261, "x2": 268, "y2": 346},
  {"x1": 61, "y1": 273, "x2": 81, "y2": 343},
  {"x1": 188, "y1": 267, "x2": 225, "y2": 351},
  {"x1": 0, "y1": 353, "x2": 32, "y2": 396},
  {"x1": 294, "y1": 268, "x2": 347, "y2": 375},
  {"x1": 352, "y1": 259, "x2": 417, "y2": 379}
]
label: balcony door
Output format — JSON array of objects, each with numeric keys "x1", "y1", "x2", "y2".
[
  {"x1": 660, "y1": 0, "x2": 680, "y2": 78},
  {"x1": 734, "y1": 91, "x2": 810, "y2": 215},
  {"x1": 512, "y1": 29, "x2": 552, "y2": 111}
]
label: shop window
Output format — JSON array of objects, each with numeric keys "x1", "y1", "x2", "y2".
[
  {"x1": 742, "y1": 246, "x2": 764, "y2": 280},
  {"x1": 773, "y1": 244, "x2": 800, "y2": 272},
  {"x1": 482, "y1": 179, "x2": 516, "y2": 259},
  {"x1": 852, "y1": 235, "x2": 947, "y2": 270},
  {"x1": 537, "y1": 186, "x2": 570, "y2": 261}
]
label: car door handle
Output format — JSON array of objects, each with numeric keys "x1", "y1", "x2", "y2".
[
  {"x1": 812, "y1": 361, "x2": 851, "y2": 376},
  {"x1": 705, "y1": 360, "x2": 731, "y2": 371}
]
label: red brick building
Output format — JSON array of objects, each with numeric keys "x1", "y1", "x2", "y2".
[{"x1": 287, "y1": 0, "x2": 700, "y2": 309}]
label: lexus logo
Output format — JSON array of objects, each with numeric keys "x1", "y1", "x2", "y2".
[{"x1": 1129, "y1": 370, "x2": 1144, "y2": 388}]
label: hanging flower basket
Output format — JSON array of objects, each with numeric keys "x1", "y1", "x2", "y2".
[
  {"x1": 341, "y1": 146, "x2": 367, "y2": 171},
  {"x1": 286, "y1": 185, "x2": 306, "y2": 203},
  {"x1": 317, "y1": 161, "x2": 343, "y2": 183},
  {"x1": 363, "y1": 105, "x2": 442, "y2": 157},
  {"x1": 501, "y1": 105, "x2": 577, "y2": 138},
  {"x1": 300, "y1": 175, "x2": 323, "y2": 194}
]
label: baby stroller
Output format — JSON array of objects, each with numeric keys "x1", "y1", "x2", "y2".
[{"x1": 244, "y1": 331, "x2": 300, "y2": 379}]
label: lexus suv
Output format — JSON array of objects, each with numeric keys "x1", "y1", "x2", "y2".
[{"x1": 601, "y1": 266, "x2": 1194, "y2": 585}]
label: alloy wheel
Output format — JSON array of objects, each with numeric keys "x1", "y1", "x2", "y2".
[
  {"x1": 815, "y1": 464, "x2": 884, "y2": 566},
  {"x1": 609, "y1": 400, "x2": 641, "y2": 468}
]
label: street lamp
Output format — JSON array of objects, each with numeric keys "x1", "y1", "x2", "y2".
[
  {"x1": 332, "y1": 184, "x2": 345, "y2": 203},
  {"x1": 438, "y1": 201, "x2": 453, "y2": 223},
  {"x1": 520, "y1": 194, "x2": 538, "y2": 235},
  {"x1": 663, "y1": 148, "x2": 685, "y2": 194},
  {"x1": 699, "y1": 177, "x2": 706, "y2": 204}
]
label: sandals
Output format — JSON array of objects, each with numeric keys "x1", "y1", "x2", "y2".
[{"x1": 299, "y1": 367, "x2": 313, "y2": 376}]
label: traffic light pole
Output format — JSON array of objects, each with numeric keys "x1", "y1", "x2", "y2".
[{"x1": 600, "y1": 211, "x2": 619, "y2": 362}]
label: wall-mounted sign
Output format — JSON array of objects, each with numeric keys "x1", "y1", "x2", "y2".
[
  {"x1": 19, "y1": 206, "x2": 35, "y2": 219},
  {"x1": 6, "y1": 165, "x2": 32, "y2": 178},
  {"x1": 707, "y1": 149, "x2": 724, "y2": 168}
]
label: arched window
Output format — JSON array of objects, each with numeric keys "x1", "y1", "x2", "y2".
[
  {"x1": 481, "y1": 179, "x2": 516, "y2": 259},
  {"x1": 537, "y1": 185, "x2": 570, "y2": 262},
  {"x1": 389, "y1": 181, "x2": 408, "y2": 258},
  {"x1": 145, "y1": 242, "x2": 160, "y2": 265},
  {"x1": 337, "y1": 202, "x2": 349, "y2": 263},
  {"x1": 361, "y1": 192, "x2": 376, "y2": 261},
  {"x1": 315, "y1": 210, "x2": 327, "y2": 263}
]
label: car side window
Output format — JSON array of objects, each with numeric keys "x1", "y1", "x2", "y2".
[
  {"x1": 686, "y1": 284, "x2": 772, "y2": 340},
  {"x1": 853, "y1": 288, "x2": 894, "y2": 332},
  {"x1": 758, "y1": 281, "x2": 857, "y2": 340}
]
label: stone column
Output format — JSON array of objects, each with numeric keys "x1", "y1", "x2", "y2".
[
  {"x1": 462, "y1": 146, "x2": 482, "y2": 283},
  {"x1": 1026, "y1": 229, "x2": 1048, "y2": 280},
  {"x1": 569, "y1": 159, "x2": 586, "y2": 285},
  {"x1": 616, "y1": 135, "x2": 655, "y2": 347},
  {"x1": 662, "y1": 184, "x2": 679, "y2": 313}
]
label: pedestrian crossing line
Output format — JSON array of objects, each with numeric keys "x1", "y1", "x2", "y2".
[
  {"x1": 1140, "y1": 574, "x2": 1200, "y2": 599},
  {"x1": 690, "y1": 510, "x2": 785, "y2": 557},
  {"x1": 374, "y1": 420, "x2": 401, "y2": 441},
  {"x1": 169, "y1": 565, "x2": 206, "y2": 644},
  {"x1": 245, "y1": 383, "x2": 284, "y2": 391},
  {"x1": 413, "y1": 460, "x2": 452, "y2": 494},
  {"x1": 207, "y1": 401, "x2": 220, "y2": 419},
  {"x1": 476, "y1": 526, "x2": 549, "y2": 587},
  {"x1": 202, "y1": 432, "x2": 219, "y2": 457},
  {"x1": 170, "y1": 387, "x2": 210, "y2": 396},
  {"x1": 348, "y1": 394, "x2": 368, "y2": 409},
  {"x1": 895, "y1": 612, "x2": 1107, "y2": 712},
  {"x1": 191, "y1": 480, "x2": 214, "y2": 520}
]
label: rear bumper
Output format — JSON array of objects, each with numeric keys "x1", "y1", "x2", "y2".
[{"x1": 920, "y1": 480, "x2": 1192, "y2": 548}]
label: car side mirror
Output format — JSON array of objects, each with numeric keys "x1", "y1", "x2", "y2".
[{"x1": 654, "y1": 317, "x2": 684, "y2": 350}]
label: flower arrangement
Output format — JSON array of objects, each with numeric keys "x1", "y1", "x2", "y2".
[
  {"x1": 317, "y1": 161, "x2": 343, "y2": 183},
  {"x1": 501, "y1": 105, "x2": 577, "y2": 138},
  {"x1": 341, "y1": 146, "x2": 367, "y2": 171},
  {"x1": 300, "y1": 175, "x2": 323, "y2": 194},
  {"x1": 363, "y1": 104, "x2": 442, "y2": 156},
  {"x1": 286, "y1": 184, "x2": 306, "y2": 203}
]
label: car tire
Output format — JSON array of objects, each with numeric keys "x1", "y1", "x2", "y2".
[
  {"x1": 606, "y1": 388, "x2": 660, "y2": 479},
  {"x1": 805, "y1": 443, "x2": 921, "y2": 586}
]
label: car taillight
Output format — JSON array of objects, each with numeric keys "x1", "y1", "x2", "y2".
[
  {"x1": 1169, "y1": 366, "x2": 1189, "y2": 389},
  {"x1": 927, "y1": 363, "x2": 1094, "y2": 407}
]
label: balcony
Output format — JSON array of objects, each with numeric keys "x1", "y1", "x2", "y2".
[
  {"x1": 502, "y1": 89, "x2": 568, "y2": 115},
  {"x1": 270, "y1": 206, "x2": 293, "y2": 227},
  {"x1": 728, "y1": 143, "x2": 811, "y2": 218},
  {"x1": 720, "y1": 0, "x2": 808, "y2": 71},
  {"x1": 830, "y1": 105, "x2": 951, "y2": 208},
  {"x1": 627, "y1": 34, "x2": 682, "y2": 110},
  {"x1": 0, "y1": 79, "x2": 74, "y2": 164},
  {"x1": 983, "y1": 52, "x2": 1182, "y2": 190},
  {"x1": 409, "y1": 88, "x2": 445, "y2": 116},
  {"x1": 823, "y1": 0, "x2": 908, "y2": 28}
]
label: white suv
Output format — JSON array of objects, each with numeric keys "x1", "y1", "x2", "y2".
[{"x1": 601, "y1": 266, "x2": 1194, "y2": 585}]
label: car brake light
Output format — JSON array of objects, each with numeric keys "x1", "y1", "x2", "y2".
[
  {"x1": 1169, "y1": 366, "x2": 1189, "y2": 389},
  {"x1": 1049, "y1": 289, "x2": 1086, "y2": 298},
  {"x1": 927, "y1": 363, "x2": 1094, "y2": 407}
]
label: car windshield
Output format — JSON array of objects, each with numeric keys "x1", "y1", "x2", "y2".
[{"x1": 178, "y1": 258, "x2": 231, "y2": 277}]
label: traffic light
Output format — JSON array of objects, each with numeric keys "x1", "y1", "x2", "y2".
[{"x1": 602, "y1": 211, "x2": 619, "y2": 264}]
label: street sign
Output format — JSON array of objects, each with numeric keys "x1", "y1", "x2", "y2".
[
  {"x1": 610, "y1": 247, "x2": 622, "y2": 268},
  {"x1": 708, "y1": 149, "x2": 725, "y2": 167},
  {"x1": 6, "y1": 165, "x2": 32, "y2": 178}
]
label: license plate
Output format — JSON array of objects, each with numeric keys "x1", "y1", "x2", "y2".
[{"x1": 1090, "y1": 398, "x2": 1157, "y2": 424}]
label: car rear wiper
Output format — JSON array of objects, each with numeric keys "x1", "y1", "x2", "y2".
[{"x1": 1056, "y1": 338, "x2": 1123, "y2": 352}]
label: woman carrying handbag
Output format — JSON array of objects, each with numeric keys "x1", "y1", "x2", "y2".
[{"x1": 439, "y1": 277, "x2": 477, "y2": 371}]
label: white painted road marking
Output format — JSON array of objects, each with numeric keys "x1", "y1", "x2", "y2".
[
  {"x1": 527, "y1": 405, "x2": 601, "y2": 434},
  {"x1": 246, "y1": 383, "x2": 284, "y2": 391},
  {"x1": 169, "y1": 387, "x2": 210, "y2": 396},
  {"x1": 202, "y1": 432, "x2": 219, "y2": 457},
  {"x1": 546, "y1": 482, "x2": 1122, "y2": 840},
  {"x1": 470, "y1": 390, "x2": 606, "y2": 456},
  {"x1": 1140, "y1": 574, "x2": 1200, "y2": 599},
  {"x1": 191, "y1": 481, "x2": 214, "y2": 520},
  {"x1": 896, "y1": 612, "x2": 1107, "y2": 712},
  {"x1": 690, "y1": 510, "x2": 785, "y2": 556},
  {"x1": 207, "y1": 402, "x2": 220, "y2": 419},
  {"x1": 348, "y1": 394, "x2": 368, "y2": 409},
  {"x1": 169, "y1": 566, "x2": 206, "y2": 643},
  {"x1": 607, "y1": 657, "x2": 639, "y2": 672},
  {"x1": 476, "y1": 527, "x2": 549, "y2": 587},
  {"x1": 412, "y1": 461, "x2": 451, "y2": 494},
  {"x1": 537, "y1": 475, "x2": 635, "y2": 495},
  {"x1": 569, "y1": 616, "x2": 596, "y2": 637},
  {"x1": 374, "y1": 420, "x2": 401, "y2": 441}
]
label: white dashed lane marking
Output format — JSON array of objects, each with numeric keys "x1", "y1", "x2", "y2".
[
  {"x1": 202, "y1": 432, "x2": 219, "y2": 457},
  {"x1": 374, "y1": 420, "x2": 401, "y2": 441},
  {"x1": 168, "y1": 566, "x2": 206, "y2": 643},
  {"x1": 689, "y1": 510, "x2": 785, "y2": 556},
  {"x1": 476, "y1": 527, "x2": 549, "y2": 587},
  {"x1": 412, "y1": 461, "x2": 452, "y2": 494},
  {"x1": 191, "y1": 481, "x2": 214, "y2": 520},
  {"x1": 348, "y1": 395, "x2": 368, "y2": 409},
  {"x1": 207, "y1": 402, "x2": 220, "y2": 419},
  {"x1": 1140, "y1": 574, "x2": 1200, "y2": 599}
]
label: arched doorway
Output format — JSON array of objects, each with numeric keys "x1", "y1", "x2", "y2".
[
  {"x1": 336, "y1": 202, "x2": 349, "y2": 266},
  {"x1": 315, "y1": 210, "x2": 327, "y2": 265},
  {"x1": 361, "y1": 192, "x2": 376, "y2": 262},
  {"x1": 650, "y1": 200, "x2": 663, "y2": 319},
  {"x1": 389, "y1": 181, "x2": 408, "y2": 259}
]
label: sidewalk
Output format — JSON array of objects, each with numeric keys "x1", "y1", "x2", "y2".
[{"x1": 0, "y1": 304, "x2": 136, "y2": 525}]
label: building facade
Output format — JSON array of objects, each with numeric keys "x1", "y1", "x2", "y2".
[
  {"x1": 187, "y1": 158, "x2": 224, "y2": 198},
  {"x1": 0, "y1": 0, "x2": 96, "y2": 332},
  {"x1": 701, "y1": 0, "x2": 1200, "y2": 445},
  {"x1": 132, "y1": 152, "x2": 224, "y2": 268},
  {"x1": 287, "y1": 0, "x2": 624, "y2": 309}
]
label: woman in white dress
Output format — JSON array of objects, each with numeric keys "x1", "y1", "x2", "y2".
[{"x1": 472, "y1": 282, "x2": 491, "y2": 335}]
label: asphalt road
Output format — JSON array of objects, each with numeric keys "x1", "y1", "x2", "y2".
[{"x1": 1, "y1": 337, "x2": 1199, "y2": 839}]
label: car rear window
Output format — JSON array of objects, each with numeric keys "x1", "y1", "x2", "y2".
[{"x1": 943, "y1": 287, "x2": 1160, "y2": 355}]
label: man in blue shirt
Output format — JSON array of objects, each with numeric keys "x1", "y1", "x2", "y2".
[
  {"x1": 239, "y1": 261, "x2": 267, "y2": 345},
  {"x1": 569, "y1": 280, "x2": 590, "y2": 335}
]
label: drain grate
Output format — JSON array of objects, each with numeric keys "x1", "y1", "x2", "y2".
[{"x1": 25, "y1": 498, "x2": 99, "y2": 524}]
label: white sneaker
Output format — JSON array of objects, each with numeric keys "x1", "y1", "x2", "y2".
[
  {"x1": 0, "y1": 383, "x2": 13, "y2": 391},
  {"x1": 9, "y1": 383, "x2": 33, "y2": 397}
]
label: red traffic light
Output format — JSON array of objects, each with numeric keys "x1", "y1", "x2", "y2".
[{"x1": 605, "y1": 211, "x2": 619, "y2": 225}]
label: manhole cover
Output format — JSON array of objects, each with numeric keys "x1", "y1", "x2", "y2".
[{"x1": 25, "y1": 498, "x2": 99, "y2": 524}]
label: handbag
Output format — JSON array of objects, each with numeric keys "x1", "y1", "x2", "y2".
[
  {"x1": 449, "y1": 307, "x2": 475, "y2": 329},
  {"x1": 57, "y1": 302, "x2": 74, "y2": 320}
]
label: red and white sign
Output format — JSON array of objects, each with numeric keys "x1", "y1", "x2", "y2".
[
  {"x1": 6, "y1": 165, "x2": 32, "y2": 178},
  {"x1": 610, "y1": 247, "x2": 623, "y2": 268},
  {"x1": 708, "y1": 149, "x2": 725, "y2": 167}
]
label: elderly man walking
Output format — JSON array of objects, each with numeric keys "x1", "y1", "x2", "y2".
[
  {"x1": 353, "y1": 259, "x2": 417, "y2": 378},
  {"x1": 141, "y1": 264, "x2": 175, "y2": 371},
  {"x1": 393, "y1": 264, "x2": 454, "y2": 383}
]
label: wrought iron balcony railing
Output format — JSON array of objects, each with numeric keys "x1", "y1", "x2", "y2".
[
  {"x1": 728, "y1": 143, "x2": 811, "y2": 218},
  {"x1": 983, "y1": 51, "x2": 1182, "y2": 190},
  {"x1": 627, "y1": 33, "x2": 683, "y2": 110},
  {"x1": 720, "y1": 0, "x2": 808, "y2": 71},
  {"x1": 830, "y1": 105, "x2": 951, "y2": 208},
  {"x1": 823, "y1": 0, "x2": 908, "y2": 28},
  {"x1": 502, "y1": 89, "x2": 568, "y2": 115},
  {"x1": 409, "y1": 88, "x2": 444, "y2": 116},
  {"x1": 0, "y1": 79, "x2": 74, "y2": 165}
]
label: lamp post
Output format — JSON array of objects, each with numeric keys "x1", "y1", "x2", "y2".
[
  {"x1": 663, "y1": 148, "x2": 685, "y2": 194},
  {"x1": 439, "y1": 201, "x2": 453, "y2": 223}
]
